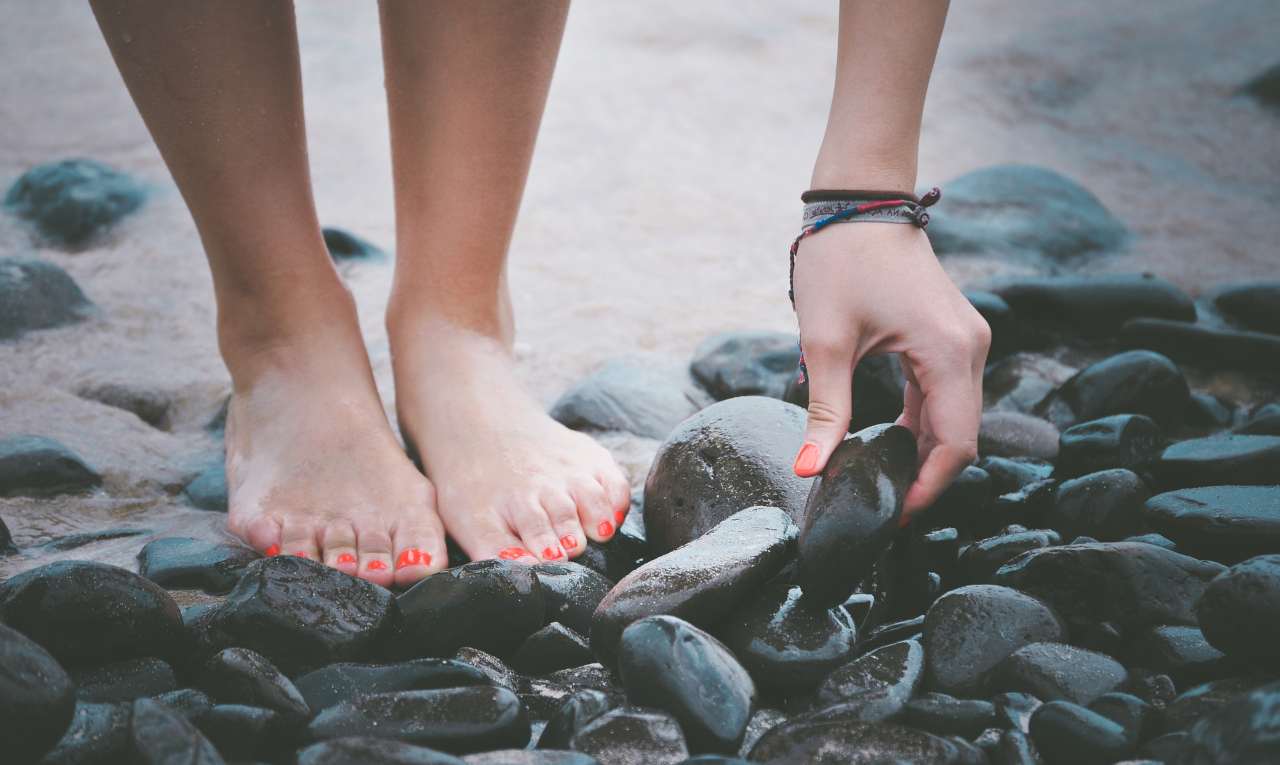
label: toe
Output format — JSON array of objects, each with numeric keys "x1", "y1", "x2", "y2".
[
  {"x1": 509, "y1": 493, "x2": 568, "y2": 563},
  {"x1": 599, "y1": 466, "x2": 633, "y2": 524},
  {"x1": 279, "y1": 515, "x2": 321, "y2": 560},
  {"x1": 356, "y1": 527, "x2": 395, "y2": 588},
  {"x1": 572, "y1": 478, "x2": 617, "y2": 543},
  {"x1": 539, "y1": 487, "x2": 587, "y2": 560},
  {"x1": 321, "y1": 520, "x2": 359, "y2": 576},
  {"x1": 392, "y1": 516, "x2": 447, "y2": 587},
  {"x1": 241, "y1": 514, "x2": 283, "y2": 557}
]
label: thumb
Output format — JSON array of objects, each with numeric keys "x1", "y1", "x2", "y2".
[{"x1": 793, "y1": 342, "x2": 856, "y2": 478}]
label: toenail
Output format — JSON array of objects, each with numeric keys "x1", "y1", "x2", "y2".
[
  {"x1": 542, "y1": 546, "x2": 564, "y2": 560},
  {"x1": 396, "y1": 548, "x2": 430, "y2": 569},
  {"x1": 598, "y1": 520, "x2": 614, "y2": 538},
  {"x1": 336, "y1": 553, "x2": 356, "y2": 565},
  {"x1": 367, "y1": 560, "x2": 388, "y2": 571},
  {"x1": 614, "y1": 510, "x2": 626, "y2": 525},
  {"x1": 560, "y1": 534, "x2": 578, "y2": 550},
  {"x1": 498, "y1": 547, "x2": 531, "y2": 560},
  {"x1": 265, "y1": 544, "x2": 280, "y2": 557},
  {"x1": 293, "y1": 551, "x2": 309, "y2": 559}
]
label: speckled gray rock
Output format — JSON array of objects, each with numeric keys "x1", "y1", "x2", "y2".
[
  {"x1": 137, "y1": 537, "x2": 259, "y2": 594},
  {"x1": 551, "y1": 357, "x2": 712, "y2": 439},
  {"x1": 1195, "y1": 554, "x2": 1280, "y2": 667},
  {"x1": 1154, "y1": 435, "x2": 1280, "y2": 489},
  {"x1": 989, "y1": 643, "x2": 1128, "y2": 705},
  {"x1": 513, "y1": 623, "x2": 594, "y2": 676},
  {"x1": 183, "y1": 461, "x2": 229, "y2": 512},
  {"x1": 533, "y1": 562, "x2": 614, "y2": 638},
  {"x1": 294, "y1": 659, "x2": 491, "y2": 713},
  {"x1": 979, "y1": 411, "x2": 1060, "y2": 460},
  {"x1": 1029, "y1": 700, "x2": 1133, "y2": 765},
  {"x1": 1128, "y1": 625, "x2": 1230, "y2": 688},
  {"x1": 0, "y1": 257, "x2": 95, "y2": 340},
  {"x1": 1046, "y1": 469, "x2": 1149, "y2": 542},
  {"x1": 464, "y1": 751, "x2": 599, "y2": 765},
  {"x1": 4, "y1": 159, "x2": 146, "y2": 248},
  {"x1": 0, "y1": 435, "x2": 101, "y2": 498},
  {"x1": 1120, "y1": 318, "x2": 1280, "y2": 374},
  {"x1": 130, "y1": 697, "x2": 225, "y2": 765},
  {"x1": 642, "y1": 396, "x2": 809, "y2": 554},
  {"x1": 202, "y1": 647, "x2": 309, "y2": 720},
  {"x1": 814, "y1": 639, "x2": 924, "y2": 722},
  {"x1": 1057, "y1": 415, "x2": 1164, "y2": 478},
  {"x1": 569, "y1": 706, "x2": 690, "y2": 765},
  {"x1": 0, "y1": 623, "x2": 75, "y2": 762},
  {"x1": 748, "y1": 718, "x2": 964, "y2": 764},
  {"x1": 1178, "y1": 680, "x2": 1280, "y2": 764},
  {"x1": 1034, "y1": 350, "x2": 1189, "y2": 430},
  {"x1": 690, "y1": 331, "x2": 800, "y2": 401},
  {"x1": 298, "y1": 736, "x2": 466, "y2": 764},
  {"x1": 307, "y1": 687, "x2": 530, "y2": 754},
  {"x1": 1212, "y1": 281, "x2": 1280, "y2": 335},
  {"x1": 73, "y1": 657, "x2": 176, "y2": 703}
]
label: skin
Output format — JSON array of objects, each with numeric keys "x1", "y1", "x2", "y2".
[{"x1": 88, "y1": 0, "x2": 981, "y2": 586}]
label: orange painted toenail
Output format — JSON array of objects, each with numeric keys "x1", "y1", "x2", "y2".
[
  {"x1": 293, "y1": 551, "x2": 309, "y2": 559},
  {"x1": 560, "y1": 534, "x2": 578, "y2": 550},
  {"x1": 614, "y1": 510, "x2": 626, "y2": 525},
  {"x1": 498, "y1": 547, "x2": 530, "y2": 560},
  {"x1": 598, "y1": 520, "x2": 614, "y2": 537},
  {"x1": 367, "y1": 560, "x2": 388, "y2": 571},
  {"x1": 542, "y1": 546, "x2": 564, "y2": 560},
  {"x1": 264, "y1": 544, "x2": 280, "y2": 557},
  {"x1": 397, "y1": 548, "x2": 429, "y2": 569},
  {"x1": 336, "y1": 553, "x2": 356, "y2": 565}
]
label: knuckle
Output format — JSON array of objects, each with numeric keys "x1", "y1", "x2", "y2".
[{"x1": 806, "y1": 399, "x2": 849, "y2": 427}]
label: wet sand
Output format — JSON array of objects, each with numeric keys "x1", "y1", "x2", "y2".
[{"x1": 1, "y1": 0, "x2": 1277, "y2": 577}]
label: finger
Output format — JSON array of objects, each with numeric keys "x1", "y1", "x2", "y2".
[
  {"x1": 901, "y1": 361, "x2": 982, "y2": 521},
  {"x1": 793, "y1": 339, "x2": 857, "y2": 478},
  {"x1": 895, "y1": 364, "x2": 925, "y2": 434}
]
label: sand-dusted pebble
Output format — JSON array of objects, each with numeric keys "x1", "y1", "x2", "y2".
[
  {"x1": 74, "y1": 657, "x2": 177, "y2": 703},
  {"x1": 1212, "y1": 281, "x2": 1280, "y2": 335},
  {"x1": 0, "y1": 560, "x2": 183, "y2": 667},
  {"x1": 75, "y1": 381, "x2": 171, "y2": 430},
  {"x1": 618, "y1": 616, "x2": 755, "y2": 752},
  {"x1": 42, "y1": 701, "x2": 133, "y2": 764},
  {"x1": 641, "y1": 396, "x2": 809, "y2": 554},
  {"x1": 1121, "y1": 318, "x2": 1280, "y2": 374},
  {"x1": 959, "y1": 530, "x2": 1055, "y2": 583},
  {"x1": 151, "y1": 688, "x2": 214, "y2": 719},
  {"x1": 590, "y1": 506, "x2": 796, "y2": 664},
  {"x1": 1145, "y1": 486, "x2": 1280, "y2": 563},
  {"x1": 130, "y1": 697, "x2": 225, "y2": 765},
  {"x1": 394, "y1": 560, "x2": 543, "y2": 660},
  {"x1": 452, "y1": 648, "x2": 521, "y2": 690},
  {"x1": 0, "y1": 623, "x2": 75, "y2": 762},
  {"x1": 298, "y1": 736, "x2": 466, "y2": 765},
  {"x1": 321, "y1": 226, "x2": 384, "y2": 260},
  {"x1": 196, "y1": 556, "x2": 395, "y2": 675},
  {"x1": 550, "y1": 357, "x2": 712, "y2": 439},
  {"x1": 1057, "y1": 415, "x2": 1163, "y2": 478},
  {"x1": 465, "y1": 751, "x2": 599, "y2": 765},
  {"x1": 183, "y1": 461, "x2": 228, "y2": 512},
  {"x1": 690, "y1": 331, "x2": 799, "y2": 401},
  {"x1": 1127, "y1": 625, "x2": 1231, "y2": 687},
  {"x1": 514, "y1": 623, "x2": 594, "y2": 676},
  {"x1": 533, "y1": 562, "x2": 613, "y2": 637},
  {"x1": 995, "y1": 729, "x2": 1041, "y2": 765},
  {"x1": 1088, "y1": 692, "x2": 1151, "y2": 751},
  {"x1": 1034, "y1": 350, "x2": 1189, "y2": 430},
  {"x1": 1237, "y1": 402, "x2": 1280, "y2": 435},
  {"x1": 979, "y1": 411, "x2": 1060, "y2": 460},
  {"x1": 718, "y1": 581, "x2": 856, "y2": 694},
  {"x1": 1179, "y1": 680, "x2": 1280, "y2": 763},
  {"x1": 813, "y1": 639, "x2": 923, "y2": 721},
  {"x1": 923, "y1": 585, "x2": 1065, "y2": 697},
  {"x1": 1046, "y1": 469, "x2": 1149, "y2": 542},
  {"x1": 4, "y1": 158, "x2": 146, "y2": 248},
  {"x1": 295, "y1": 657, "x2": 492, "y2": 713},
  {"x1": 568, "y1": 706, "x2": 690, "y2": 765},
  {"x1": 993, "y1": 692, "x2": 1043, "y2": 735},
  {"x1": 903, "y1": 692, "x2": 996, "y2": 738},
  {"x1": 137, "y1": 536, "x2": 259, "y2": 594},
  {"x1": 1155, "y1": 434, "x2": 1280, "y2": 489},
  {"x1": 858, "y1": 614, "x2": 925, "y2": 653},
  {"x1": 674, "y1": 757, "x2": 752, "y2": 765},
  {"x1": 748, "y1": 718, "x2": 965, "y2": 764},
  {"x1": 202, "y1": 647, "x2": 309, "y2": 721},
  {"x1": 0, "y1": 434, "x2": 102, "y2": 498},
  {"x1": 1123, "y1": 669, "x2": 1177, "y2": 713},
  {"x1": 737, "y1": 708, "x2": 787, "y2": 758},
  {"x1": 1195, "y1": 554, "x2": 1280, "y2": 667},
  {"x1": 538, "y1": 689, "x2": 617, "y2": 749},
  {"x1": 516, "y1": 674, "x2": 580, "y2": 721},
  {"x1": 308, "y1": 687, "x2": 530, "y2": 754},
  {"x1": 1029, "y1": 700, "x2": 1133, "y2": 765},
  {"x1": 927, "y1": 166, "x2": 1129, "y2": 263},
  {"x1": 989, "y1": 642, "x2": 1127, "y2": 705},
  {"x1": 0, "y1": 256, "x2": 95, "y2": 341},
  {"x1": 192, "y1": 703, "x2": 293, "y2": 762},
  {"x1": 992, "y1": 541, "x2": 1224, "y2": 629},
  {"x1": 797, "y1": 424, "x2": 916, "y2": 606},
  {"x1": 543, "y1": 663, "x2": 619, "y2": 696}
]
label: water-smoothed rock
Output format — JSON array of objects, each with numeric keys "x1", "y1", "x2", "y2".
[
  {"x1": 151, "y1": 688, "x2": 213, "y2": 719},
  {"x1": 568, "y1": 706, "x2": 689, "y2": 765},
  {"x1": 989, "y1": 643, "x2": 1128, "y2": 705},
  {"x1": 465, "y1": 751, "x2": 599, "y2": 765},
  {"x1": 4, "y1": 159, "x2": 146, "y2": 248},
  {"x1": 796, "y1": 424, "x2": 917, "y2": 607},
  {"x1": 1196, "y1": 554, "x2": 1280, "y2": 667},
  {"x1": 294, "y1": 658, "x2": 490, "y2": 714},
  {"x1": 1089, "y1": 692, "x2": 1151, "y2": 751},
  {"x1": 191, "y1": 703, "x2": 293, "y2": 762},
  {"x1": 812, "y1": 638, "x2": 924, "y2": 721},
  {"x1": 903, "y1": 693, "x2": 996, "y2": 738},
  {"x1": 1057, "y1": 415, "x2": 1163, "y2": 478},
  {"x1": 979, "y1": 456, "x2": 1054, "y2": 495},
  {"x1": 984, "y1": 353, "x2": 1079, "y2": 414},
  {"x1": 183, "y1": 462, "x2": 228, "y2": 512},
  {"x1": 0, "y1": 435, "x2": 101, "y2": 498},
  {"x1": 690, "y1": 331, "x2": 800, "y2": 401},
  {"x1": 927, "y1": 165, "x2": 1129, "y2": 263},
  {"x1": 1163, "y1": 676, "x2": 1275, "y2": 735},
  {"x1": 748, "y1": 718, "x2": 965, "y2": 764},
  {"x1": 718, "y1": 581, "x2": 856, "y2": 694},
  {"x1": 533, "y1": 562, "x2": 613, "y2": 637},
  {"x1": 74, "y1": 657, "x2": 176, "y2": 703},
  {"x1": 993, "y1": 542, "x2": 1225, "y2": 629},
  {"x1": 551, "y1": 357, "x2": 711, "y2": 439},
  {"x1": 590, "y1": 506, "x2": 796, "y2": 664},
  {"x1": 394, "y1": 559, "x2": 543, "y2": 660},
  {"x1": 988, "y1": 274, "x2": 1192, "y2": 335},
  {"x1": 979, "y1": 411, "x2": 1060, "y2": 460},
  {"x1": 137, "y1": 537, "x2": 259, "y2": 594},
  {"x1": 920, "y1": 464, "x2": 994, "y2": 530},
  {"x1": 1188, "y1": 392, "x2": 1237, "y2": 431},
  {"x1": 538, "y1": 689, "x2": 617, "y2": 749},
  {"x1": 322, "y1": 226, "x2": 384, "y2": 261},
  {"x1": 1129, "y1": 625, "x2": 1231, "y2": 688},
  {"x1": 1155, "y1": 435, "x2": 1280, "y2": 489},
  {"x1": 1238, "y1": 403, "x2": 1280, "y2": 436},
  {"x1": 1213, "y1": 282, "x2": 1280, "y2": 335},
  {"x1": 0, "y1": 561, "x2": 182, "y2": 667},
  {"x1": 993, "y1": 692, "x2": 1043, "y2": 735},
  {"x1": 514, "y1": 623, "x2": 594, "y2": 676},
  {"x1": 1179, "y1": 680, "x2": 1280, "y2": 764},
  {"x1": 1029, "y1": 700, "x2": 1133, "y2": 765},
  {"x1": 1121, "y1": 318, "x2": 1280, "y2": 374},
  {"x1": 0, "y1": 623, "x2": 75, "y2": 762},
  {"x1": 642, "y1": 396, "x2": 809, "y2": 554},
  {"x1": 737, "y1": 708, "x2": 788, "y2": 758},
  {"x1": 130, "y1": 697, "x2": 225, "y2": 765},
  {"x1": 618, "y1": 616, "x2": 755, "y2": 753},
  {"x1": 202, "y1": 647, "x2": 309, "y2": 720},
  {"x1": 299, "y1": 736, "x2": 466, "y2": 765},
  {"x1": 1145, "y1": 486, "x2": 1280, "y2": 564},
  {"x1": 307, "y1": 687, "x2": 530, "y2": 754},
  {"x1": 76, "y1": 381, "x2": 171, "y2": 430},
  {"x1": 1045, "y1": 468, "x2": 1149, "y2": 542},
  {"x1": 923, "y1": 585, "x2": 1065, "y2": 697},
  {"x1": 1035, "y1": 351, "x2": 1189, "y2": 430},
  {"x1": 959, "y1": 530, "x2": 1056, "y2": 583},
  {"x1": 42, "y1": 701, "x2": 132, "y2": 764},
  {"x1": 196, "y1": 556, "x2": 394, "y2": 674},
  {"x1": 0, "y1": 257, "x2": 94, "y2": 341}
]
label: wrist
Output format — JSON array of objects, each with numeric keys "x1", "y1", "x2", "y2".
[{"x1": 810, "y1": 156, "x2": 918, "y2": 193}]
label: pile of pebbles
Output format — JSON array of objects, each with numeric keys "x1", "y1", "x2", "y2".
[{"x1": 2, "y1": 160, "x2": 1279, "y2": 763}]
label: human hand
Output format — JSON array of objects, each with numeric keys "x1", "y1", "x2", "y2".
[{"x1": 790, "y1": 220, "x2": 990, "y2": 523}]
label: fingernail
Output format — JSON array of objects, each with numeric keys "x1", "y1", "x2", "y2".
[
  {"x1": 336, "y1": 553, "x2": 356, "y2": 565},
  {"x1": 265, "y1": 544, "x2": 280, "y2": 557},
  {"x1": 794, "y1": 442, "x2": 820, "y2": 476},
  {"x1": 598, "y1": 520, "x2": 614, "y2": 538},
  {"x1": 396, "y1": 548, "x2": 425, "y2": 569},
  {"x1": 498, "y1": 547, "x2": 531, "y2": 560},
  {"x1": 560, "y1": 534, "x2": 578, "y2": 550},
  {"x1": 614, "y1": 510, "x2": 626, "y2": 525},
  {"x1": 542, "y1": 546, "x2": 564, "y2": 560},
  {"x1": 367, "y1": 559, "x2": 388, "y2": 571}
]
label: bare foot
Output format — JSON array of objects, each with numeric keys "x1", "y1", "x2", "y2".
[
  {"x1": 387, "y1": 314, "x2": 631, "y2": 565},
  {"x1": 222, "y1": 291, "x2": 446, "y2": 588}
]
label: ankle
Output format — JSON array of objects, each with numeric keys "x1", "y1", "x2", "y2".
[{"x1": 385, "y1": 286, "x2": 514, "y2": 349}]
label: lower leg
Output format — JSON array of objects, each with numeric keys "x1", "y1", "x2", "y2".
[
  {"x1": 378, "y1": 0, "x2": 630, "y2": 563},
  {"x1": 91, "y1": 0, "x2": 445, "y2": 585}
]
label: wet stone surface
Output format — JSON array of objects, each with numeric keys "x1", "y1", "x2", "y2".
[
  {"x1": 0, "y1": 623, "x2": 76, "y2": 763},
  {"x1": 0, "y1": 434, "x2": 102, "y2": 498},
  {"x1": 568, "y1": 706, "x2": 690, "y2": 765},
  {"x1": 0, "y1": 257, "x2": 95, "y2": 341},
  {"x1": 1195, "y1": 554, "x2": 1280, "y2": 668},
  {"x1": 136, "y1": 536, "x2": 259, "y2": 594}
]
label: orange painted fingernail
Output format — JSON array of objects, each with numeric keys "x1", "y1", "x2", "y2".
[
  {"x1": 498, "y1": 547, "x2": 530, "y2": 560},
  {"x1": 614, "y1": 510, "x2": 626, "y2": 525},
  {"x1": 794, "y1": 442, "x2": 820, "y2": 476},
  {"x1": 367, "y1": 559, "x2": 388, "y2": 571},
  {"x1": 336, "y1": 553, "x2": 356, "y2": 565},
  {"x1": 265, "y1": 544, "x2": 280, "y2": 557},
  {"x1": 560, "y1": 534, "x2": 578, "y2": 550},
  {"x1": 598, "y1": 520, "x2": 614, "y2": 537}
]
